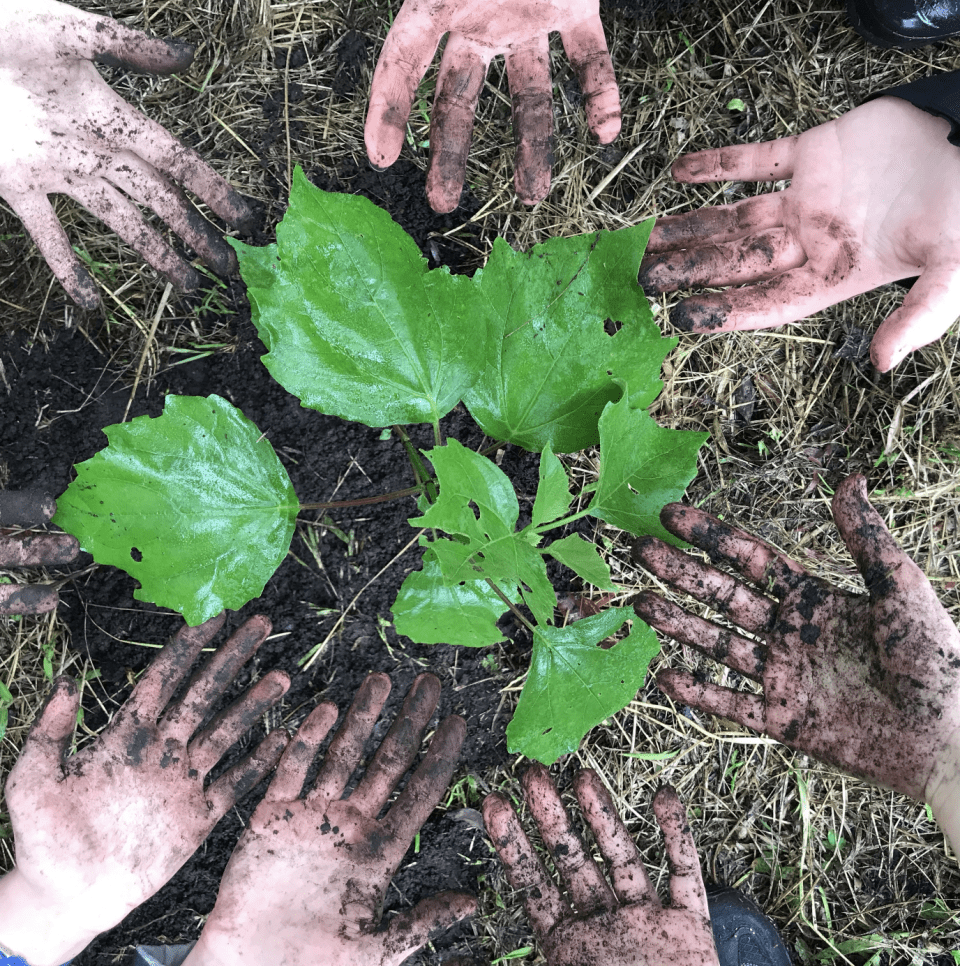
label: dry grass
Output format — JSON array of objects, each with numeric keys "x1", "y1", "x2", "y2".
[{"x1": 3, "y1": 0, "x2": 960, "y2": 961}]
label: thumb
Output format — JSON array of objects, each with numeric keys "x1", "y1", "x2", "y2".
[
  {"x1": 15, "y1": 677, "x2": 81, "y2": 774},
  {"x1": 381, "y1": 891, "x2": 477, "y2": 966},
  {"x1": 831, "y1": 474, "x2": 925, "y2": 603},
  {"x1": 870, "y1": 264, "x2": 960, "y2": 370}
]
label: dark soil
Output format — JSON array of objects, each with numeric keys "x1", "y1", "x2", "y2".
[{"x1": 0, "y1": 161, "x2": 555, "y2": 962}]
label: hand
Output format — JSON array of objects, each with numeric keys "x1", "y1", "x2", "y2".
[
  {"x1": 0, "y1": 613, "x2": 290, "y2": 966},
  {"x1": 632, "y1": 474, "x2": 960, "y2": 845},
  {"x1": 0, "y1": 0, "x2": 255, "y2": 309},
  {"x1": 0, "y1": 489, "x2": 78, "y2": 614},
  {"x1": 483, "y1": 765, "x2": 720, "y2": 966},
  {"x1": 638, "y1": 97, "x2": 960, "y2": 371},
  {"x1": 185, "y1": 672, "x2": 475, "y2": 966},
  {"x1": 365, "y1": 0, "x2": 621, "y2": 213}
]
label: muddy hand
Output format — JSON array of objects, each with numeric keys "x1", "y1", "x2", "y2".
[
  {"x1": 0, "y1": 614, "x2": 290, "y2": 966},
  {"x1": 365, "y1": 0, "x2": 620, "y2": 213},
  {"x1": 483, "y1": 766, "x2": 720, "y2": 966},
  {"x1": 0, "y1": 0, "x2": 254, "y2": 309},
  {"x1": 185, "y1": 673, "x2": 475, "y2": 966},
  {"x1": 633, "y1": 473, "x2": 960, "y2": 851},
  {"x1": 0, "y1": 489, "x2": 78, "y2": 615},
  {"x1": 639, "y1": 97, "x2": 960, "y2": 371}
]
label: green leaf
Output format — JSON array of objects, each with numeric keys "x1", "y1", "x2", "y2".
[
  {"x1": 726, "y1": 98, "x2": 746, "y2": 111},
  {"x1": 414, "y1": 441, "x2": 557, "y2": 625},
  {"x1": 506, "y1": 609, "x2": 659, "y2": 763},
  {"x1": 231, "y1": 167, "x2": 480, "y2": 428},
  {"x1": 53, "y1": 395, "x2": 299, "y2": 626},
  {"x1": 393, "y1": 550, "x2": 514, "y2": 648},
  {"x1": 464, "y1": 221, "x2": 673, "y2": 453},
  {"x1": 544, "y1": 534, "x2": 614, "y2": 590},
  {"x1": 588, "y1": 397, "x2": 708, "y2": 544},
  {"x1": 531, "y1": 446, "x2": 572, "y2": 528}
]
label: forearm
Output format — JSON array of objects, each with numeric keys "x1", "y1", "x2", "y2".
[{"x1": 0, "y1": 869, "x2": 98, "y2": 966}]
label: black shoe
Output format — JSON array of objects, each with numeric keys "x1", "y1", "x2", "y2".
[
  {"x1": 706, "y1": 885, "x2": 792, "y2": 966},
  {"x1": 847, "y1": 0, "x2": 960, "y2": 48}
]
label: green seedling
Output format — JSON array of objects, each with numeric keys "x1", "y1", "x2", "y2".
[
  {"x1": 54, "y1": 171, "x2": 708, "y2": 764},
  {"x1": 492, "y1": 948, "x2": 533, "y2": 965},
  {"x1": 0, "y1": 681, "x2": 13, "y2": 741}
]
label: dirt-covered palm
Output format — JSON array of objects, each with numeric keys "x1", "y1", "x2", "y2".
[
  {"x1": 0, "y1": 489, "x2": 77, "y2": 614},
  {"x1": 365, "y1": 0, "x2": 620, "y2": 213},
  {"x1": 0, "y1": 0, "x2": 253, "y2": 309},
  {"x1": 638, "y1": 97, "x2": 960, "y2": 371},
  {"x1": 186, "y1": 672, "x2": 475, "y2": 966},
  {"x1": 633, "y1": 473, "x2": 960, "y2": 807},
  {"x1": 0, "y1": 614, "x2": 290, "y2": 966},
  {"x1": 483, "y1": 766, "x2": 720, "y2": 966}
]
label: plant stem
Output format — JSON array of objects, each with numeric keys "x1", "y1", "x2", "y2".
[
  {"x1": 393, "y1": 425, "x2": 438, "y2": 504},
  {"x1": 298, "y1": 484, "x2": 423, "y2": 511},
  {"x1": 484, "y1": 578, "x2": 538, "y2": 636},
  {"x1": 432, "y1": 417, "x2": 442, "y2": 448},
  {"x1": 531, "y1": 506, "x2": 594, "y2": 535}
]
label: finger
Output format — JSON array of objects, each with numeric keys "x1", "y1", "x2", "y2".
[
  {"x1": 66, "y1": 181, "x2": 201, "y2": 292},
  {"x1": 633, "y1": 592, "x2": 767, "y2": 681},
  {"x1": 871, "y1": 264, "x2": 960, "y2": 371},
  {"x1": 54, "y1": 5, "x2": 195, "y2": 75},
  {"x1": 350, "y1": 673, "x2": 442, "y2": 816},
  {"x1": 633, "y1": 536, "x2": 776, "y2": 632},
  {"x1": 382, "y1": 892, "x2": 478, "y2": 965},
  {"x1": 187, "y1": 670, "x2": 290, "y2": 775},
  {"x1": 482, "y1": 792, "x2": 566, "y2": 937},
  {"x1": 365, "y1": 13, "x2": 444, "y2": 169},
  {"x1": 381, "y1": 715, "x2": 467, "y2": 865},
  {"x1": 160, "y1": 615, "x2": 272, "y2": 741},
  {"x1": 14, "y1": 677, "x2": 80, "y2": 776},
  {"x1": 88, "y1": 89, "x2": 253, "y2": 229},
  {"x1": 645, "y1": 193, "x2": 784, "y2": 255},
  {"x1": 0, "y1": 531, "x2": 78, "y2": 568},
  {"x1": 573, "y1": 769, "x2": 655, "y2": 906},
  {"x1": 0, "y1": 490, "x2": 56, "y2": 527},
  {"x1": 639, "y1": 227, "x2": 806, "y2": 296},
  {"x1": 124, "y1": 614, "x2": 226, "y2": 720},
  {"x1": 264, "y1": 702, "x2": 339, "y2": 803},
  {"x1": 0, "y1": 583, "x2": 59, "y2": 615},
  {"x1": 107, "y1": 156, "x2": 238, "y2": 276},
  {"x1": 203, "y1": 727, "x2": 290, "y2": 817},
  {"x1": 652, "y1": 785, "x2": 708, "y2": 916},
  {"x1": 658, "y1": 503, "x2": 806, "y2": 598},
  {"x1": 560, "y1": 18, "x2": 621, "y2": 143},
  {"x1": 506, "y1": 40, "x2": 554, "y2": 206},
  {"x1": 655, "y1": 669, "x2": 767, "y2": 732},
  {"x1": 426, "y1": 40, "x2": 487, "y2": 214},
  {"x1": 522, "y1": 763, "x2": 616, "y2": 914},
  {"x1": 831, "y1": 474, "x2": 923, "y2": 603},
  {"x1": 667, "y1": 264, "x2": 865, "y2": 335},
  {"x1": 671, "y1": 138, "x2": 798, "y2": 184},
  {"x1": 8, "y1": 194, "x2": 100, "y2": 308},
  {"x1": 310, "y1": 672, "x2": 392, "y2": 803}
]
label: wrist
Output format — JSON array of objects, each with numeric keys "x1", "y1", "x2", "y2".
[
  {"x1": 0, "y1": 869, "x2": 99, "y2": 966},
  {"x1": 925, "y1": 736, "x2": 960, "y2": 858}
]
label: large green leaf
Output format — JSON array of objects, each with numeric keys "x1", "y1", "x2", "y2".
[
  {"x1": 531, "y1": 446, "x2": 572, "y2": 528},
  {"x1": 53, "y1": 395, "x2": 299, "y2": 626},
  {"x1": 392, "y1": 550, "x2": 514, "y2": 647},
  {"x1": 506, "y1": 609, "x2": 659, "y2": 764},
  {"x1": 230, "y1": 167, "x2": 481, "y2": 428},
  {"x1": 463, "y1": 221, "x2": 675, "y2": 453},
  {"x1": 588, "y1": 398, "x2": 708, "y2": 544},
  {"x1": 415, "y1": 440, "x2": 557, "y2": 624}
]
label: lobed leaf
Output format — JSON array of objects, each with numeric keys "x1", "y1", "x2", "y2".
[
  {"x1": 464, "y1": 221, "x2": 674, "y2": 453},
  {"x1": 53, "y1": 395, "x2": 299, "y2": 626},
  {"x1": 531, "y1": 446, "x2": 572, "y2": 528},
  {"x1": 544, "y1": 533, "x2": 615, "y2": 590},
  {"x1": 588, "y1": 397, "x2": 708, "y2": 544},
  {"x1": 392, "y1": 551, "x2": 514, "y2": 647},
  {"x1": 506, "y1": 609, "x2": 660, "y2": 764},
  {"x1": 231, "y1": 167, "x2": 481, "y2": 429}
]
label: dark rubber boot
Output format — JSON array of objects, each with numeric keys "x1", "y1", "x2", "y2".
[{"x1": 706, "y1": 885, "x2": 792, "y2": 966}]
